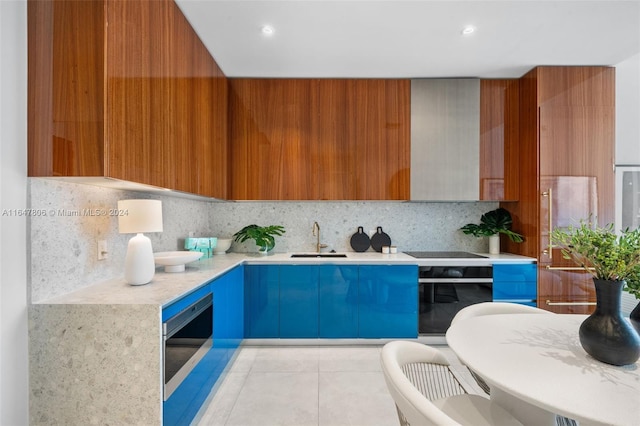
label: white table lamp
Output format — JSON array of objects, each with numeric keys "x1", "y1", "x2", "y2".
[{"x1": 118, "y1": 199, "x2": 163, "y2": 285}]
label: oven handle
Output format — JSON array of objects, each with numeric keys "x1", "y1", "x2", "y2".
[
  {"x1": 418, "y1": 278, "x2": 493, "y2": 284},
  {"x1": 163, "y1": 293, "x2": 213, "y2": 339}
]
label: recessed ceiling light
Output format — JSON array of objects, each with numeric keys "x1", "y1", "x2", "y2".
[
  {"x1": 261, "y1": 25, "x2": 275, "y2": 36},
  {"x1": 461, "y1": 25, "x2": 476, "y2": 35}
]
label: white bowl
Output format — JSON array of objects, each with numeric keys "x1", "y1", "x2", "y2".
[
  {"x1": 154, "y1": 251, "x2": 203, "y2": 272},
  {"x1": 213, "y1": 238, "x2": 232, "y2": 254}
]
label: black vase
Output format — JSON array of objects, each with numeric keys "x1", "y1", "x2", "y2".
[
  {"x1": 631, "y1": 302, "x2": 640, "y2": 336},
  {"x1": 579, "y1": 279, "x2": 640, "y2": 366}
]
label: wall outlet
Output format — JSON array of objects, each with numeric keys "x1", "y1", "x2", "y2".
[{"x1": 97, "y1": 240, "x2": 108, "y2": 260}]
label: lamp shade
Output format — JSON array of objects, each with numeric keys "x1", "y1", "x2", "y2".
[{"x1": 117, "y1": 199, "x2": 163, "y2": 234}]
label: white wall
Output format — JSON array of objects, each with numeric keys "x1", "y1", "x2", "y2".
[
  {"x1": 0, "y1": 1, "x2": 29, "y2": 424},
  {"x1": 616, "y1": 53, "x2": 640, "y2": 165}
]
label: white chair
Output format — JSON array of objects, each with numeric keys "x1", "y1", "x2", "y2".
[
  {"x1": 451, "y1": 302, "x2": 553, "y2": 326},
  {"x1": 381, "y1": 341, "x2": 523, "y2": 426},
  {"x1": 451, "y1": 302, "x2": 553, "y2": 395}
]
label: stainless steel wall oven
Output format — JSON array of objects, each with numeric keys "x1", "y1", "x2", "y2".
[
  {"x1": 405, "y1": 252, "x2": 493, "y2": 335},
  {"x1": 163, "y1": 293, "x2": 213, "y2": 400},
  {"x1": 418, "y1": 265, "x2": 493, "y2": 334}
]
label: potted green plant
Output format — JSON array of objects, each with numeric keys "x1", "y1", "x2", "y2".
[
  {"x1": 460, "y1": 208, "x2": 523, "y2": 254},
  {"x1": 233, "y1": 224, "x2": 285, "y2": 254},
  {"x1": 550, "y1": 221, "x2": 640, "y2": 365}
]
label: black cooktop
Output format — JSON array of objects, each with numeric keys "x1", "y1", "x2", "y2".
[{"x1": 404, "y1": 251, "x2": 487, "y2": 259}]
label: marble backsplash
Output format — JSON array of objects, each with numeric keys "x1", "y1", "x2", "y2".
[
  {"x1": 28, "y1": 178, "x2": 498, "y2": 302},
  {"x1": 208, "y1": 201, "x2": 497, "y2": 254},
  {"x1": 28, "y1": 179, "x2": 211, "y2": 302}
]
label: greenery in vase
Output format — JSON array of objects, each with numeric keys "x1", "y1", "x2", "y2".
[
  {"x1": 233, "y1": 224, "x2": 285, "y2": 252},
  {"x1": 460, "y1": 208, "x2": 524, "y2": 242},
  {"x1": 550, "y1": 221, "x2": 640, "y2": 298}
]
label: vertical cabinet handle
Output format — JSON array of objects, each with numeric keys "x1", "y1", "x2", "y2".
[{"x1": 541, "y1": 188, "x2": 553, "y2": 261}]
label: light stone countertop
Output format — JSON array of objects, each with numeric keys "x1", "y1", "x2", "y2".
[
  {"x1": 36, "y1": 251, "x2": 536, "y2": 307},
  {"x1": 28, "y1": 250, "x2": 535, "y2": 425}
]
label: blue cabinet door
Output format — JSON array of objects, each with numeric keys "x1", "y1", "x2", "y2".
[
  {"x1": 358, "y1": 265, "x2": 418, "y2": 338},
  {"x1": 211, "y1": 265, "x2": 244, "y2": 350},
  {"x1": 244, "y1": 265, "x2": 280, "y2": 337},
  {"x1": 164, "y1": 265, "x2": 245, "y2": 426},
  {"x1": 493, "y1": 263, "x2": 538, "y2": 305},
  {"x1": 226, "y1": 265, "x2": 245, "y2": 347},
  {"x1": 280, "y1": 265, "x2": 319, "y2": 337},
  {"x1": 319, "y1": 265, "x2": 359, "y2": 338}
]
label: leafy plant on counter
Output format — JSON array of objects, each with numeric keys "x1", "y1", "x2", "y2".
[
  {"x1": 551, "y1": 221, "x2": 640, "y2": 297},
  {"x1": 460, "y1": 208, "x2": 524, "y2": 242},
  {"x1": 233, "y1": 224, "x2": 286, "y2": 253}
]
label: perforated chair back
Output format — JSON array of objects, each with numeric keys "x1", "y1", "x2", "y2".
[{"x1": 381, "y1": 341, "x2": 524, "y2": 426}]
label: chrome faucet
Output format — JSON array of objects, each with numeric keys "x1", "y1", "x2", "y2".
[{"x1": 313, "y1": 221, "x2": 328, "y2": 253}]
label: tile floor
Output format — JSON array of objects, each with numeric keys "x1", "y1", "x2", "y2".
[{"x1": 194, "y1": 344, "x2": 484, "y2": 426}]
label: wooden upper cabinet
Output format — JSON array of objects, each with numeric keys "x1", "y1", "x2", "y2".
[
  {"x1": 479, "y1": 79, "x2": 520, "y2": 201},
  {"x1": 28, "y1": 0, "x2": 105, "y2": 177},
  {"x1": 228, "y1": 79, "x2": 410, "y2": 200},
  {"x1": 28, "y1": 0, "x2": 228, "y2": 198}
]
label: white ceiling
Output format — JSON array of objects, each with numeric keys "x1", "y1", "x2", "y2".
[{"x1": 175, "y1": 0, "x2": 640, "y2": 79}]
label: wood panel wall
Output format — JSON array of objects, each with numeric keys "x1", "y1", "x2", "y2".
[{"x1": 228, "y1": 79, "x2": 410, "y2": 200}]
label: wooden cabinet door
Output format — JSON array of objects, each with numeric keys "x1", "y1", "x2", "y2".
[
  {"x1": 228, "y1": 79, "x2": 410, "y2": 200},
  {"x1": 29, "y1": 0, "x2": 229, "y2": 198},
  {"x1": 538, "y1": 267, "x2": 596, "y2": 314},
  {"x1": 504, "y1": 66, "x2": 615, "y2": 313},
  {"x1": 479, "y1": 79, "x2": 520, "y2": 201},
  {"x1": 348, "y1": 80, "x2": 410, "y2": 200},
  {"x1": 105, "y1": 0, "x2": 228, "y2": 197},
  {"x1": 29, "y1": 0, "x2": 106, "y2": 177},
  {"x1": 228, "y1": 79, "x2": 314, "y2": 200}
]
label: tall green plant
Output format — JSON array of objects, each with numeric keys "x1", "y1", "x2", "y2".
[
  {"x1": 551, "y1": 221, "x2": 640, "y2": 298},
  {"x1": 460, "y1": 208, "x2": 524, "y2": 242}
]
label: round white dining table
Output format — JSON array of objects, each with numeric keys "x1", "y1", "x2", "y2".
[{"x1": 446, "y1": 314, "x2": 640, "y2": 426}]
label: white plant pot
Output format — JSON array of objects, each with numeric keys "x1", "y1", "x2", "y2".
[{"x1": 489, "y1": 234, "x2": 500, "y2": 254}]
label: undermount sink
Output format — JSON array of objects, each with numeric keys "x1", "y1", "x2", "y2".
[{"x1": 290, "y1": 253, "x2": 348, "y2": 258}]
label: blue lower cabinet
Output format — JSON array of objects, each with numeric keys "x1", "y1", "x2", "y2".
[
  {"x1": 163, "y1": 265, "x2": 244, "y2": 426},
  {"x1": 163, "y1": 344, "x2": 226, "y2": 426},
  {"x1": 358, "y1": 265, "x2": 418, "y2": 338},
  {"x1": 244, "y1": 265, "x2": 280, "y2": 337},
  {"x1": 280, "y1": 265, "x2": 319, "y2": 337},
  {"x1": 493, "y1": 263, "x2": 538, "y2": 306},
  {"x1": 212, "y1": 265, "x2": 245, "y2": 351},
  {"x1": 319, "y1": 265, "x2": 359, "y2": 338}
]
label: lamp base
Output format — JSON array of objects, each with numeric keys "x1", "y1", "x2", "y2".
[{"x1": 124, "y1": 233, "x2": 155, "y2": 285}]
